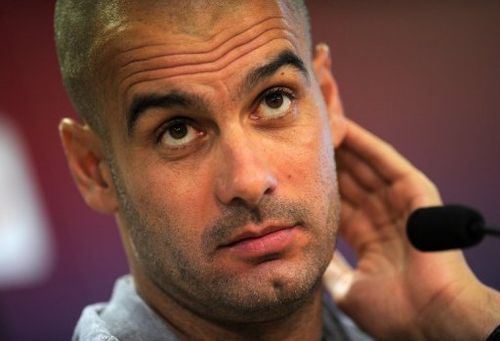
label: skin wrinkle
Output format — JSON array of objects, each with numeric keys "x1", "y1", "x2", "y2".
[
  {"x1": 127, "y1": 90, "x2": 211, "y2": 135},
  {"x1": 120, "y1": 26, "x2": 295, "y2": 81},
  {"x1": 125, "y1": 49, "x2": 308, "y2": 130},
  {"x1": 74, "y1": 1, "x2": 337, "y2": 336},
  {"x1": 58, "y1": 3, "x2": 500, "y2": 340},
  {"x1": 118, "y1": 16, "x2": 288, "y2": 64},
  {"x1": 130, "y1": 50, "x2": 307, "y2": 134},
  {"x1": 121, "y1": 37, "x2": 296, "y2": 102},
  {"x1": 119, "y1": 31, "x2": 299, "y2": 101}
]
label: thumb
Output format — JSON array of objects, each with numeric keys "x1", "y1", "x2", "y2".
[{"x1": 323, "y1": 251, "x2": 354, "y2": 302}]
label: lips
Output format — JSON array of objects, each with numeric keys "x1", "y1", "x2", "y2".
[{"x1": 220, "y1": 224, "x2": 298, "y2": 259}]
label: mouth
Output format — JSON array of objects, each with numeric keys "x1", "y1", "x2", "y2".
[{"x1": 219, "y1": 224, "x2": 299, "y2": 260}]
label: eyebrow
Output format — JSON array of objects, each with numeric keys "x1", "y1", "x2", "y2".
[
  {"x1": 127, "y1": 91, "x2": 209, "y2": 135},
  {"x1": 242, "y1": 49, "x2": 309, "y2": 95},
  {"x1": 126, "y1": 49, "x2": 309, "y2": 135}
]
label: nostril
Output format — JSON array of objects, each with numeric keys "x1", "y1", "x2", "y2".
[
  {"x1": 229, "y1": 197, "x2": 247, "y2": 207},
  {"x1": 264, "y1": 187, "x2": 274, "y2": 195}
]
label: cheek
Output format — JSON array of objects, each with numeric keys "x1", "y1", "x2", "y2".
[
  {"x1": 126, "y1": 163, "x2": 215, "y2": 246},
  {"x1": 275, "y1": 117, "x2": 336, "y2": 195},
  {"x1": 274, "y1": 116, "x2": 338, "y2": 234}
]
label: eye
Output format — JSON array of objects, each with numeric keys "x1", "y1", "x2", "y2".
[
  {"x1": 158, "y1": 118, "x2": 203, "y2": 148},
  {"x1": 256, "y1": 87, "x2": 295, "y2": 120}
]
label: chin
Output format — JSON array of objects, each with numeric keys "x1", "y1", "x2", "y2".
[{"x1": 198, "y1": 258, "x2": 325, "y2": 323}]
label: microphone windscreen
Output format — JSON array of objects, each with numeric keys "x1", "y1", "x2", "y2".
[{"x1": 407, "y1": 205, "x2": 485, "y2": 251}]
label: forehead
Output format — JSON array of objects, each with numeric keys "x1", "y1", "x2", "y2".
[
  {"x1": 93, "y1": 1, "x2": 308, "y2": 128},
  {"x1": 97, "y1": 1, "x2": 305, "y2": 47}
]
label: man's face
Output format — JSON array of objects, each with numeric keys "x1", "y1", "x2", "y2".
[{"x1": 97, "y1": 1, "x2": 339, "y2": 322}]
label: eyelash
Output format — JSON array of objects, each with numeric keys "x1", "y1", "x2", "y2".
[
  {"x1": 154, "y1": 117, "x2": 197, "y2": 145},
  {"x1": 249, "y1": 86, "x2": 297, "y2": 123},
  {"x1": 259, "y1": 86, "x2": 296, "y2": 105},
  {"x1": 153, "y1": 86, "x2": 298, "y2": 146}
]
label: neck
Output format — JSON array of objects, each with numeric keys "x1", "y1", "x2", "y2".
[{"x1": 134, "y1": 271, "x2": 325, "y2": 341}]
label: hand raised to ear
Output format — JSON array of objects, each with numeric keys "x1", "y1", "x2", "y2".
[{"x1": 324, "y1": 119, "x2": 500, "y2": 340}]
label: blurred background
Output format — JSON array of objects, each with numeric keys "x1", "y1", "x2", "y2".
[{"x1": 0, "y1": 1, "x2": 498, "y2": 340}]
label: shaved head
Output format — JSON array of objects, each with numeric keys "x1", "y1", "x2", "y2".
[
  {"x1": 54, "y1": 0, "x2": 310, "y2": 139},
  {"x1": 56, "y1": 0, "x2": 344, "y2": 334}
]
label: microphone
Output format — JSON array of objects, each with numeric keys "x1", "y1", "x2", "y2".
[{"x1": 407, "y1": 205, "x2": 500, "y2": 251}]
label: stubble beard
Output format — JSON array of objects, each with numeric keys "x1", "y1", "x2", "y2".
[{"x1": 110, "y1": 163, "x2": 339, "y2": 324}]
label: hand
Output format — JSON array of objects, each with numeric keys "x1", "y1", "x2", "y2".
[{"x1": 324, "y1": 119, "x2": 500, "y2": 340}]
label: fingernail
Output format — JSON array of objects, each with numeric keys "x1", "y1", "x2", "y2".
[{"x1": 316, "y1": 43, "x2": 330, "y2": 53}]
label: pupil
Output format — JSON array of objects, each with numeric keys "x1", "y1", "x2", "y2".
[
  {"x1": 169, "y1": 124, "x2": 188, "y2": 139},
  {"x1": 266, "y1": 92, "x2": 283, "y2": 109}
]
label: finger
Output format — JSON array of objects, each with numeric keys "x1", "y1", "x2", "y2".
[
  {"x1": 338, "y1": 197, "x2": 381, "y2": 256},
  {"x1": 323, "y1": 251, "x2": 354, "y2": 302},
  {"x1": 338, "y1": 170, "x2": 406, "y2": 256},
  {"x1": 341, "y1": 119, "x2": 415, "y2": 182},
  {"x1": 337, "y1": 169, "x2": 365, "y2": 208},
  {"x1": 338, "y1": 195, "x2": 356, "y2": 227},
  {"x1": 336, "y1": 147, "x2": 387, "y2": 192},
  {"x1": 337, "y1": 169, "x2": 393, "y2": 226}
]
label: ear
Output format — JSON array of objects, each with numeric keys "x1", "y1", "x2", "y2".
[
  {"x1": 59, "y1": 118, "x2": 118, "y2": 214},
  {"x1": 313, "y1": 43, "x2": 347, "y2": 148}
]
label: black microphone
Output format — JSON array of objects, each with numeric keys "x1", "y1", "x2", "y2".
[{"x1": 407, "y1": 205, "x2": 500, "y2": 251}]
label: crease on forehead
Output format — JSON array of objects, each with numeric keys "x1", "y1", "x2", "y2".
[
  {"x1": 99, "y1": 11, "x2": 300, "y2": 98},
  {"x1": 118, "y1": 18, "x2": 299, "y2": 98},
  {"x1": 118, "y1": 16, "x2": 290, "y2": 68}
]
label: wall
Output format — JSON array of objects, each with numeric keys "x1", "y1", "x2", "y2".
[{"x1": 0, "y1": 2, "x2": 498, "y2": 340}]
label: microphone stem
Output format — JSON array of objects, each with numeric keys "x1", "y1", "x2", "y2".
[{"x1": 483, "y1": 226, "x2": 500, "y2": 236}]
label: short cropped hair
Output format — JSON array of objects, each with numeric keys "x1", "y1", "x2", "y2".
[{"x1": 54, "y1": 0, "x2": 310, "y2": 138}]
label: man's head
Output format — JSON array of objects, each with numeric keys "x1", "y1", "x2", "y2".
[
  {"x1": 55, "y1": 0, "x2": 310, "y2": 139},
  {"x1": 56, "y1": 0, "x2": 347, "y2": 325}
]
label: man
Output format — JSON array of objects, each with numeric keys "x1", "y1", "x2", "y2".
[{"x1": 55, "y1": 1, "x2": 500, "y2": 340}]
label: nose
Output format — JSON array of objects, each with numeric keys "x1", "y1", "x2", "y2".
[{"x1": 214, "y1": 133, "x2": 277, "y2": 208}]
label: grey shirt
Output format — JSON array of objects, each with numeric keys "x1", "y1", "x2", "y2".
[{"x1": 73, "y1": 275, "x2": 371, "y2": 341}]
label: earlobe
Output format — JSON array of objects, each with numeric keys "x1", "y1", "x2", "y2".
[
  {"x1": 313, "y1": 43, "x2": 348, "y2": 148},
  {"x1": 59, "y1": 118, "x2": 118, "y2": 214}
]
